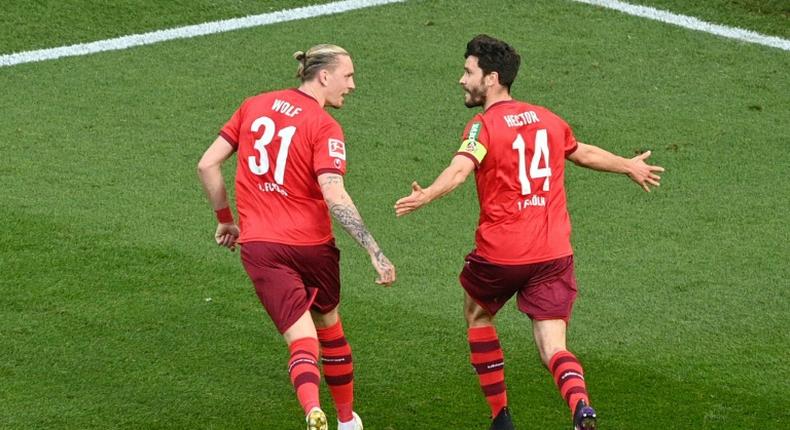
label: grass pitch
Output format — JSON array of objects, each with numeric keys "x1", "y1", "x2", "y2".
[{"x1": 1, "y1": 1, "x2": 788, "y2": 428}]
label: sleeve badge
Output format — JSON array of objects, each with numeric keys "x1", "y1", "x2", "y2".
[{"x1": 328, "y1": 138, "x2": 346, "y2": 160}]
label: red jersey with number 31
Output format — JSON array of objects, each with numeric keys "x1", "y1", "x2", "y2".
[
  {"x1": 220, "y1": 89, "x2": 346, "y2": 245},
  {"x1": 455, "y1": 100, "x2": 579, "y2": 265}
]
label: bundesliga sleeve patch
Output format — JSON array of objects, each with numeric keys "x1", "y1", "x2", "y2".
[
  {"x1": 458, "y1": 139, "x2": 487, "y2": 164},
  {"x1": 328, "y1": 138, "x2": 346, "y2": 160}
]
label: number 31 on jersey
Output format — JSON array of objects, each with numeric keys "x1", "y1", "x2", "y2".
[{"x1": 247, "y1": 115, "x2": 295, "y2": 185}]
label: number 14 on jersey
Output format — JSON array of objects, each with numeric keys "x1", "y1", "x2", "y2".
[{"x1": 512, "y1": 128, "x2": 551, "y2": 209}]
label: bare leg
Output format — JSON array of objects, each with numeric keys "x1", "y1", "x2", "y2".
[
  {"x1": 311, "y1": 306, "x2": 339, "y2": 329},
  {"x1": 464, "y1": 292, "x2": 494, "y2": 327},
  {"x1": 531, "y1": 319, "x2": 568, "y2": 367},
  {"x1": 283, "y1": 310, "x2": 318, "y2": 345}
]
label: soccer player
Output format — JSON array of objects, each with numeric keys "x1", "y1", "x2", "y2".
[
  {"x1": 198, "y1": 44, "x2": 395, "y2": 430},
  {"x1": 395, "y1": 35, "x2": 664, "y2": 430}
]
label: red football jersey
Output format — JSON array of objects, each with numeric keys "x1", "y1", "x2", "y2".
[
  {"x1": 455, "y1": 100, "x2": 579, "y2": 264},
  {"x1": 220, "y1": 89, "x2": 347, "y2": 245}
]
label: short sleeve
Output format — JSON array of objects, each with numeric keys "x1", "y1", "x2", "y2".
[
  {"x1": 219, "y1": 101, "x2": 244, "y2": 149},
  {"x1": 314, "y1": 117, "x2": 347, "y2": 176},
  {"x1": 564, "y1": 123, "x2": 578, "y2": 158},
  {"x1": 455, "y1": 116, "x2": 489, "y2": 168}
]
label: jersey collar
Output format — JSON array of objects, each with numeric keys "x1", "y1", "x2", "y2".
[
  {"x1": 291, "y1": 88, "x2": 320, "y2": 104},
  {"x1": 485, "y1": 99, "x2": 516, "y2": 112}
]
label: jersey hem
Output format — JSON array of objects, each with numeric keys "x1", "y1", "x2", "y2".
[
  {"x1": 315, "y1": 168, "x2": 344, "y2": 176},
  {"x1": 238, "y1": 235, "x2": 335, "y2": 247},
  {"x1": 218, "y1": 130, "x2": 238, "y2": 148},
  {"x1": 475, "y1": 249, "x2": 574, "y2": 266}
]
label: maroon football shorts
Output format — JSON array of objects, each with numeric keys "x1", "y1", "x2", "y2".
[
  {"x1": 240, "y1": 240, "x2": 341, "y2": 334},
  {"x1": 459, "y1": 251, "x2": 578, "y2": 323}
]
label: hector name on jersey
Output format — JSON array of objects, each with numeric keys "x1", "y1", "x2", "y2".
[
  {"x1": 220, "y1": 89, "x2": 347, "y2": 246},
  {"x1": 456, "y1": 100, "x2": 579, "y2": 265}
]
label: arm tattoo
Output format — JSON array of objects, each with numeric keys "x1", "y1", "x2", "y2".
[
  {"x1": 329, "y1": 202, "x2": 377, "y2": 252},
  {"x1": 318, "y1": 174, "x2": 344, "y2": 189},
  {"x1": 321, "y1": 174, "x2": 381, "y2": 255},
  {"x1": 373, "y1": 249, "x2": 392, "y2": 270}
]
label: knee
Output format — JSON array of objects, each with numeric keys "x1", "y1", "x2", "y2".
[
  {"x1": 465, "y1": 306, "x2": 492, "y2": 328},
  {"x1": 311, "y1": 307, "x2": 339, "y2": 329}
]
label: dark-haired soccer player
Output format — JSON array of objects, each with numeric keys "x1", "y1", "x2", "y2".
[
  {"x1": 199, "y1": 44, "x2": 395, "y2": 430},
  {"x1": 395, "y1": 35, "x2": 664, "y2": 430}
]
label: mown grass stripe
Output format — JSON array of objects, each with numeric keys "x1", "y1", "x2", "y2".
[
  {"x1": 570, "y1": 0, "x2": 790, "y2": 51},
  {"x1": 0, "y1": 0, "x2": 405, "y2": 68}
]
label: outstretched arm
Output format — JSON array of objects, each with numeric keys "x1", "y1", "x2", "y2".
[
  {"x1": 567, "y1": 142, "x2": 665, "y2": 192},
  {"x1": 318, "y1": 173, "x2": 396, "y2": 286},
  {"x1": 394, "y1": 154, "x2": 476, "y2": 217},
  {"x1": 197, "y1": 136, "x2": 239, "y2": 250}
]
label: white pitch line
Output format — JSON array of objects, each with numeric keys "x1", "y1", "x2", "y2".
[
  {"x1": 2, "y1": 0, "x2": 786, "y2": 68},
  {"x1": 570, "y1": 0, "x2": 790, "y2": 51},
  {"x1": 0, "y1": 0, "x2": 405, "y2": 68}
]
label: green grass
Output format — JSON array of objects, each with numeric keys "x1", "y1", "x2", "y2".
[
  {"x1": 635, "y1": 0, "x2": 790, "y2": 38},
  {"x1": 0, "y1": 0, "x2": 338, "y2": 54},
  {"x1": 1, "y1": 0, "x2": 788, "y2": 428}
]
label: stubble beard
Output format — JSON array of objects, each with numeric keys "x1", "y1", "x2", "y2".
[{"x1": 463, "y1": 85, "x2": 486, "y2": 108}]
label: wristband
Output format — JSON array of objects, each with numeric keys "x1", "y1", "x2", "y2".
[{"x1": 215, "y1": 207, "x2": 234, "y2": 224}]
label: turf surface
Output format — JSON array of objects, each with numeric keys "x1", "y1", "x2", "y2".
[{"x1": 1, "y1": 0, "x2": 787, "y2": 428}]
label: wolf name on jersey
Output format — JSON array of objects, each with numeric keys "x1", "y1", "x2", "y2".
[{"x1": 221, "y1": 89, "x2": 347, "y2": 245}]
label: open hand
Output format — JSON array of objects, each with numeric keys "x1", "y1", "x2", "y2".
[
  {"x1": 394, "y1": 181, "x2": 429, "y2": 217},
  {"x1": 627, "y1": 151, "x2": 665, "y2": 192}
]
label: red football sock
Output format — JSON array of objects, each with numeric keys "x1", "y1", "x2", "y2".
[
  {"x1": 468, "y1": 325, "x2": 508, "y2": 417},
  {"x1": 549, "y1": 350, "x2": 590, "y2": 414},
  {"x1": 317, "y1": 320, "x2": 354, "y2": 422},
  {"x1": 288, "y1": 337, "x2": 321, "y2": 414}
]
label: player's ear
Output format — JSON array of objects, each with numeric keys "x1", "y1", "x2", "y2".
[
  {"x1": 319, "y1": 69, "x2": 329, "y2": 86},
  {"x1": 485, "y1": 71, "x2": 499, "y2": 88}
]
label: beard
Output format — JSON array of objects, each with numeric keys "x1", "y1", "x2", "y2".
[{"x1": 463, "y1": 83, "x2": 486, "y2": 108}]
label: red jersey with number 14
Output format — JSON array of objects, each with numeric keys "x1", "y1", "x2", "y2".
[
  {"x1": 455, "y1": 100, "x2": 579, "y2": 265},
  {"x1": 220, "y1": 89, "x2": 347, "y2": 245}
]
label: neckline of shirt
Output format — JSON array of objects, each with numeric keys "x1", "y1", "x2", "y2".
[
  {"x1": 485, "y1": 99, "x2": 517, "y2": 112},
  {"x1": 290, "y1": 88, "x2": 320, "y2": 104}
]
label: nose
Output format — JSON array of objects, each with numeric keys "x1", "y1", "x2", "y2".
[
  {"x1": 349, "y1": 77, "x2": 356, "y2": 91},
  {"x1": 459, "y1": 75, "x2": 465, "y2": 85}
]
